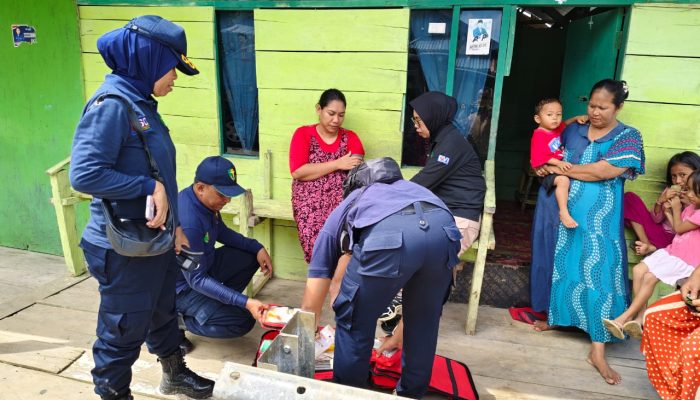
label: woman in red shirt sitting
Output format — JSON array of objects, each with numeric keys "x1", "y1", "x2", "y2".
[{"x1": 289, "y1": 89, "x2": 365, "y2": 263}]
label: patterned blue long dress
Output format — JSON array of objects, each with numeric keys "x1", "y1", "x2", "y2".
[{"x1": 548, "y1": 121, "x2": 645, "y2": 343}]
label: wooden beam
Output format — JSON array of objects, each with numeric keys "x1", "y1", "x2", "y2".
[
  {"x1": 238, "y1": 190, "x2": 254, "y2": 237},
  {"x1": 466, "y1": 159, "x2": 496, "y2": 335},
  {"x1": 445, "y1": 6, "x2": 460, "y2": 96},
  {"x1": 46, "y1": 163, "x2": 87, "y2": 277}
]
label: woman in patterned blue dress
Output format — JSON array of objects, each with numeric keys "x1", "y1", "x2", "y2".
[{"x1": 543, "y1": 79, "x2": 645, "y2": 385}]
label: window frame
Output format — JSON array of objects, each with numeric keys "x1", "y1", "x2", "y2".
[
  {"x1": 215, "y1": 10, "x2": 261, "y2": 158},
  {"x1": 401, "y1": 5, "x2": 515, "y2": 166}
]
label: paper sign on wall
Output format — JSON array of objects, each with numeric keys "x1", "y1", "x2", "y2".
[
  {"x1": 428, "y1": 22, "x2": 446, "y2": 34},
  {"x1": 12, "y1": 24, "x2": 37, "y2": 47},
  {"x1": 466, "y1": 19, "x2": 491, "y2": 55}
]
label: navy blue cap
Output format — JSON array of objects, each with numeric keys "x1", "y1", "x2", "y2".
[
  {"x1": 125, "y1": 15, "x2": 199, "y2": 76},
  {"x1": 195, "y1": 156, "x2": 245, "y2": 198}
]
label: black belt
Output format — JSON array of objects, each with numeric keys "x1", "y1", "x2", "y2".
[{"x1": 399, "y1": 201, "x2": 442, "y2": 214}]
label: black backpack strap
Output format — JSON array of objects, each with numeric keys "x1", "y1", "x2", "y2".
[{"x1": 90, "y1": 94, "x2": 162, "y2": 182}]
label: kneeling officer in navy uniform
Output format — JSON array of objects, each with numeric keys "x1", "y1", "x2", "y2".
[
  {"x1": 175, "y1": 156, "x2": 272, "y2": 344},
  {"x1": 301, "y1": 157, "x2": 462, "y2": 399}
]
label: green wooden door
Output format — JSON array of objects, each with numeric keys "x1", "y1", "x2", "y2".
[{"x1": 559, "y1": 9, "x2": 624, "y2": 116}]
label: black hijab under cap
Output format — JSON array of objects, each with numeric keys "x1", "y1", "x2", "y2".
[
  {"x1": 409, "y1": 91, "x2": 458, "y2": 141},
  {"x1": 342, "y1": 157, "x2": 403, "y2": 198}
]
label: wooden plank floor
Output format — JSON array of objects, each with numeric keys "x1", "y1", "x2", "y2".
[{"x1": 0, "y1": 247, "x2": 658, "y2": 399}]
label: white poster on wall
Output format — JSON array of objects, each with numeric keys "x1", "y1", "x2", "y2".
[{"x1": 466, "y1": 19, "x2": 492, "y2": 55}]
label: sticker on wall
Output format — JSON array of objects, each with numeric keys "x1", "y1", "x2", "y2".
[
  {"x1": 11, "y1": 24, "x2": 37, "y2": 47},
  {"x1": 466, "y1": 19, "x2": 492, "y2": 55}
]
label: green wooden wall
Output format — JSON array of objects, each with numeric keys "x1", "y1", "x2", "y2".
[
  {"x1": 620, "y1": 4, "x2": 700, "y2": 207},
  {"x1": 78, "y1": 6, "x2": 409, "y2": 280},
  {"x1": 0, "y1": 0, "x2": 85, "y2": 254}
]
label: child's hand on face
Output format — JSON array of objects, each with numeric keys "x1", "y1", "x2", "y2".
[
  {"x1": 575, "y1": 115, "x2": 589, "y2": 124},
  {"x1": 662, "y1": 187, "x2": 679, "y2": 203}
]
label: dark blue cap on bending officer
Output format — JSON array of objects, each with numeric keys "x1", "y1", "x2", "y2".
[
  {"x1": 195, "y1": 156, "x2": 246, "y2": 198},
  {"x1": 125, "y1": 15, "x2": 199, "y2": 76}
]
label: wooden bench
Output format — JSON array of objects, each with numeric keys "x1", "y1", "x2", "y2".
[{"x1": 44, "y1": 152, "x2": 283, "y2": 297}]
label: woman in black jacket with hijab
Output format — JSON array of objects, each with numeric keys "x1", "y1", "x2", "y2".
[{"x1": 410, "y1": 91, "x2": 486, "y2": 257}]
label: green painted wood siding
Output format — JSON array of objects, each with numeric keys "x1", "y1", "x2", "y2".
[
  {"x1": 0, "y1": 0, "x2": 86, "y2": 254},
  {"x1": 625, "y1": 4, "x2": 700, "y2": 57},
  {"x1": 254, "y1": 9, "x2": 410, "y2": 279},
  {"x1": 620, "y1": 4, "x2": 700, "y2": 209}
]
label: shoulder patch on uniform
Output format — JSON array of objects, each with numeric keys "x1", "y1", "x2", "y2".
[
  {"x1": 437, "y1": 154, "x2": 450, "y2": 165},
  {"x1": 138, "y1": 117, "x2": 150, "y2": 131}
]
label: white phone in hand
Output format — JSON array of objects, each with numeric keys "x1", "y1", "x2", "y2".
[{"x1": 145, "y1": 195, "x2": 155, "y2": 220}]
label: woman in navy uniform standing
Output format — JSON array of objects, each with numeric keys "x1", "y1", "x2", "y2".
[
  {"x1": 301, "y1": 157, "x2": 461, "y2": 399},
  {"x1": 70, "y1": 16, "x2": 213, "y2": 400}
]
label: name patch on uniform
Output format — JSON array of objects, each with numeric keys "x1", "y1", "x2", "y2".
[
  {"x1": 437, "y1": 154, "x2": 450, "y2": 165},
  {"x1": 138, "y1": 117, "x2": 151, "y2": 131}
]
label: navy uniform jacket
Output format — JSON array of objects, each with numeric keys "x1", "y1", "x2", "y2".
[
  {"x1": 70, "y1": 74, "x2": 180, "y2": 249},
  {"x1": 308, "y1": 180, "x2": 450, "y2": 279},
  {"x1": 175, "y1": 186, "x2": 263, "y2": 308},
  {"x1": 410, "y1": 124, "x2": 485, "y2": 221}
]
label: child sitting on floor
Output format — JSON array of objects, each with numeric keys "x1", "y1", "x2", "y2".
[
  {"x1": 624, "y1": 151, "x2": 700, "y2": 256},
  {"x1": 529, "y1": 98, "x2": 586, "y2": 228},
  {"x1": 604, "y1": 170, "x2": 700, "y2": 340}
]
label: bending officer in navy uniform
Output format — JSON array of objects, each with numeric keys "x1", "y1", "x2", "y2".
[
  {"x1": 176, "y1": 156, "x2": 272, "y2": 346},
  {"x1": 70, "y1": 16, "x2": 214, "y2": 400},
  {"x1": 301, "y1": 157, "x2": 462, "y2": 399},
  {"x1": 379, "y1": 91, "x2": 486, "y2": 352}
]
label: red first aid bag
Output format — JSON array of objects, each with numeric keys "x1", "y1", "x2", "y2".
[{"x1": 369, "y1": 350, "x2": 479, "y2": 400}]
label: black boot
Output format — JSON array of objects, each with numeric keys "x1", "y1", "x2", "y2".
[{"x1": 158, "y1": 349, "x2": 215, "y2": 399}]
